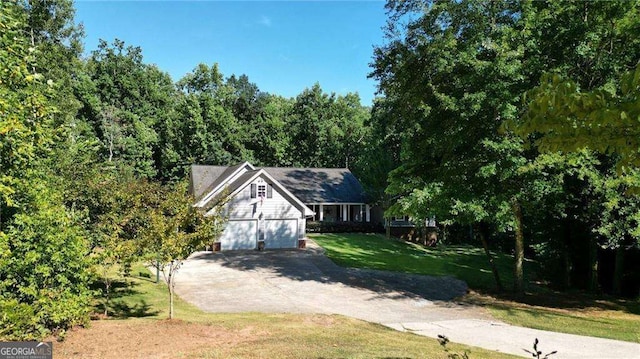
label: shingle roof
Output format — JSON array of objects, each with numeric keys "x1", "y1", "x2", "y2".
[
  {"x1": 190, "y1": 165, "x2": 228, "y2": 200},
  {"x1": 262, "y1": 167, "x2": 367, "y2": 204},
  {"x1": 190, "y1": 164, "x2": 368, "y2": 204}
]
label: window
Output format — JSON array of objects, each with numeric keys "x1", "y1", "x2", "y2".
[
  {"x1": 251, "y1": 182, "x2": 273, "y2": 199},
  {"x1": 257, "y1": 184, "x2": 266, "y2": 198}
]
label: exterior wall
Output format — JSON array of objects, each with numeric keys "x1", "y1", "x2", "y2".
[{"x1": 227, "y1": 177, "x2": 303, "y2": 221}]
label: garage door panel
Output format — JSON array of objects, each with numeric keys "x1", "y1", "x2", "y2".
[
  {"x1": 264, "y1": 219, "x2": 297, "y2": 249},
  {"x1": 221, "y1": 220, "x2": 257, "y2": 250}
]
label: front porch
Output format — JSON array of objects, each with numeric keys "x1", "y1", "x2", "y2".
[{"x1": 307, "y1": 203, "x2": 371, "y2": 223}]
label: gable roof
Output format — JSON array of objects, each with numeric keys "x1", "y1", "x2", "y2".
[
  {"x1": 262, "y1": 167, "x2": 367, "y2": 204},
  {"x1": 190, "y1": 163, "x2": 368, "y2": 204},
  {"x1": 191, "y1": 162, "x2": 254, "y2": 204}
]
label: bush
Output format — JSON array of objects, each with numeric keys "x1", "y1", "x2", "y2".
[
  {"x1": 0, "y1": 184, "x2": 92, "y2": 340},
  {"x1": 306, "y1": 221, "x2": 384, "y2": 234}
]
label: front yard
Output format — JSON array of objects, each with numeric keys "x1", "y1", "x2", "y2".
[
  {"x1": 54, "y1": 264, "x2": 518, "y2": 358},
  {"x1": 310, "y1": 233, "x2": 640, "y2": 344}
]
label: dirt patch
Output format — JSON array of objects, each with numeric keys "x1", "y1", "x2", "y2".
[{"x1": 54, "y1": 319, "x2": 253, "y2": 359}]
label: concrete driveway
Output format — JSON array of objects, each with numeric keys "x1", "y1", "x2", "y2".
[{"x1": 174, "y1": 243, "x2": 640, "y2": 359}]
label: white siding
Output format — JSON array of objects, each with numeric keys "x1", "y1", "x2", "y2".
[{"x1": 226, "y1": 178, "x2": 302, "y2": 220}]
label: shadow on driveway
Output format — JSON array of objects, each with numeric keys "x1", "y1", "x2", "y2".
[{"x1": 186, "y1": 247, "x2": 469, "y2": 303}]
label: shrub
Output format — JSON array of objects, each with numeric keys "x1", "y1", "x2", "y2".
[{"x1": 306, "y1": 221, "x2": 384, "y2": 234}]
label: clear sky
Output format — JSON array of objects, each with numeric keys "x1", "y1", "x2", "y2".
[{"x1": 74, "y1": 1, "x2": 389, "y2": 106}]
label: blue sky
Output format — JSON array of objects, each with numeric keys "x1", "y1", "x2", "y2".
[{"x1": 74, "y1": 1, "x2": 389, "y2": 106}]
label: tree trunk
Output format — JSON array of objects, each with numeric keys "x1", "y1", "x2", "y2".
[
  {"x1": 512, "y1": 199, "x2": 525, "y2": 293},
  {"x1": 562, "y1": 220, "x2": 572, "y2": 289},
  {"x1": 588, "y1": 237, "x2": 599, "y2": 292},
  {"x1": 168, "y1": 269, "x2": 174, "y2": 319},
  {"x1": 104, "y1": 280, "x2": 111, "y2": 317},
  {"x1": 385, "y1": 218, "x2": 391, "y2": 240},
  {"x1": 613, "y1": 246, "x2": 625, "y2": 295},
  {"x1": 563, "y1": 246, "x2": 572, "y2": 289},
  {"x1": 169, "y1": 282, "x2": 174, "y2": 319},
  {"x1": 477, "y1": 223, "x2": 504, "y2": 292}
]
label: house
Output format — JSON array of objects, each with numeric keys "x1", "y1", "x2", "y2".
[{"x1": 190, "y1": 162, "x2": 371, "y2": 250}]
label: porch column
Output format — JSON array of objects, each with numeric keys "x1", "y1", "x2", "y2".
[
  {"x1": 365, "y1": 205, "x2": 371, "y2": 222},
  {"x1": 319, "y1": 204, "x2": 324, "y2": 221},
  {"x1": 360, "y1": 204, "x2": 364, "y2": 222},
  {"x1": 342, "y1": 205, "x2": 348, "y2": 221}
]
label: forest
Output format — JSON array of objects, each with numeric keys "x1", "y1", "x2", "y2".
[{"x1": 1, "y1": 0, "x2": 639, "y2": 339}]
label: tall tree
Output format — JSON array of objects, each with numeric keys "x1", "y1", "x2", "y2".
[
  {"x1": 76, "y1": 39, "x2": 175, "y2": 178},
  {"x1": 161, "y1": 63, "x2": 252, "y2": 180},
  {"x1": 371, "y1": 0, "x2": 640, "y2": 292},
  {"x1": 1, "y1": 1, "x2": 91, "y2": 339},
  {"x1": 289, "y1": 83, "x2": 369, "y2": 168}
]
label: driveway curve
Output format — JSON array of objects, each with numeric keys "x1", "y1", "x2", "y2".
[
  {"x1": 176, "y1": 246, "x2": 484, "y2": 324},
  {"x1": 174, "y1": 243, "x2": 640, "y2": 359}
]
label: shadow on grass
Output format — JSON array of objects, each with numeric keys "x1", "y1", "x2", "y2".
[
  {"x1": 472, "y1": 288, "x2": 640, "y2": 315},
  {"x1": 92, "y1": 277, "x2": 160, "y2": 319},
  {"x1": 316, "y1": 234, "x2": 640, "y2": 315}
]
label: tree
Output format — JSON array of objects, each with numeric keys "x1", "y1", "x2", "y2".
[
  {"x1": 512, "y1": 64, "x2": 640, "y2": 293},
  {"x1": 0, "y1": 1, "x2": 92, "y2": 338},
  {"x1": 372, "y1": 0, "x2": 530, "y2": 291},
  {"x1": 142, "y1": 182, "x2": 226, "y2": 319},
  {"x1": 76, "y1": 39, "x2": 175, "y2": 178},
  {"x1": 288, "y1": 83, "x2": 369, "y2": 168},
  {"x1": 371, "y1": 0, "x2": 640, "y2": 293},
  {"x1": 160, "y1": 63, "x2": 252, "y2": 180},
  {"x1": 512, "y1": 64, "x2": 640, "y2": 168}
]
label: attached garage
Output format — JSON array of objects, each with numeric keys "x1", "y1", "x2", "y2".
[
  {"x1": 264, "y1": 219, "x2": 298, "y2": 249},
  {"x1": 219, "y1": 220, "x2": 257, "y2": 250},
  {"x1": 192, "y1": 163, "x2": 315, "y2": 251}
]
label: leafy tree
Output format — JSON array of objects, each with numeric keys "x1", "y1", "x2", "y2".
[
  {"x1": 0, "y1": 1, "x2": 91, "y2": 338},
  {"x1": 76, "y1": 39, "x2": 175, "y2": 178},
  {"x1": 23, "y1": 0, "x2": 84, "y2": 125},
  {"x1": 161, "y1": 63, "x2": 252, "y2": 180},
  {"x1": 289, "y1": 83, "x2": 369, "y2": 168},
  {"x1": 372, "y1": 0, "x2": 640, "y2": 293},
  {"x1": 512, "y1": 64, "x2": 640, "y2": 168},
  {"x1": 0, "y1": 176, "x2": 92, "y2": 339},
  {"x1": 142, "y1": 182, "x2": 226, "y2": 319}
]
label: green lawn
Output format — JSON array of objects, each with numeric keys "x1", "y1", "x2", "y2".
[
  {"x1": 310, "y1": 233, "x2": 640, "y2": 343},
  {"x1": 310, "y1": 232, "x2": 524, "y2": 291},
  {"x1": 78, "y1": 264, "x2": 519, "y2": 359}
]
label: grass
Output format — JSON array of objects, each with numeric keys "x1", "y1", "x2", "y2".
[
  {"x1": 310, "y1": 233, "x2": 640, "y2": 344},
  {"x1": 61, "y1": 264, "x2": 520, "y2": 359},
  {"x1": 470, "y1": 292, "x2": 640, "y2": 344},
  {"x1": 310, "y1": 232, "x2": 529, "y2": 291}
]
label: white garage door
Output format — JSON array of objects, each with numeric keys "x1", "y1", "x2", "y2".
[
  {"x1": 264, "y1": 219, "x2": 298, "y2": 249},
  {"x1": 220, "y1": 220, "x2": 257, "y2": 250}
]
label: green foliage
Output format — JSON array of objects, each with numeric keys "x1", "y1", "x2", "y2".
[
  {"x1": 288, "y1": 84, "x2": 369, "y2": 168},
  {"x1": 141, "y1": 181, "x2": 226, "y2": 319},
  {"x1": 0, "y1": 174, "x2": 92, "y2": 340},
  {"x1": 372, "y1": 0, "x2": 640, "y2": 294},
  {"x1": 512, "y1": 64, "x2": 640, "y2": 169},
  {"x1": 76, "y1": 39, "x2": 175, "y2": 178},
  {"x1": 0, "y1": 2, "x2": 92, "y2": 339}
]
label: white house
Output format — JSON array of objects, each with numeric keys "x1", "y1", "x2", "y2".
[{"x1": 190, "y1": 162, "x2": 371, "y2": 250}]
